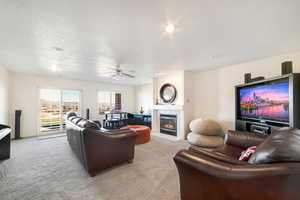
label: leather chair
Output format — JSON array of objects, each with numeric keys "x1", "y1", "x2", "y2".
[
  {"x1": 174, "y1": 130, "x2": 300, "y2": 200},
  {"x1": 66, "y1": 112, "x2": 136, "y2": 177}
]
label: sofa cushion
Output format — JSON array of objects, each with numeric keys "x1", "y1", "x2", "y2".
[
  {"x1": 93, "y1": 120, "x2": 102, "y2": 128},
  {"x1": 187, "y1": 132, "x2": 224, "y2": 148},
  {"x1": 67, "y1": 112, "x2": 77, "y2": 119},
  {"x1": 189, "y1": 146, "x2": 248, "y2": 165},
  {"x1": 71, "y1": 117, "x2": 82, "y2": 124},
  {"x1": 213, "y1": 144, "x2": 243, "y2": 160},
  {"x1": 249, "y1": 128, "x2": 300, "y2": 164},
  {"x1": 189, "y1": 119, "x2": 224, "y2": 136},
  {"x1": 77, "y1": 119, "x2": 100, "y2": 130},
  {"x1": 68, "y1": 116, "x2": 77, "y2": 122},
  {"x1": 225, "y1": 130, "x2": 266, "y2": 148}
]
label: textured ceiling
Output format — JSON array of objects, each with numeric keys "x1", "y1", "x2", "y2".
[{"x1": 0, "y1": 0, "x2": 300, "y2": 85}]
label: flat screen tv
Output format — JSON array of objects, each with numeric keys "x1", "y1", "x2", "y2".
[{"x1": 237, "y1": 78, "x2": 289, "y2": 123}]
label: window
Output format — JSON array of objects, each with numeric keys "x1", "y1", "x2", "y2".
[
  {"x1": 39, "y1": 89, "x2": 81, "y2": 134},
  {"x1": 62, "y1": 90, "x2": 81, "y2": 124},
  {"x1": 98, "y1": 91, "x2": 122, "y2": 114}
]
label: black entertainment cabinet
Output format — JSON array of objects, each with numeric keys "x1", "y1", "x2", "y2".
[{"x1": 236, "y1": 73, "x2": 300, "y2": 135}]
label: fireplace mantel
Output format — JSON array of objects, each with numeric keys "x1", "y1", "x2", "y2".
[
  {"x1": 152, "y1": 104, "x2": 185, "y2": 141},
  {"x1": 152, "y1": 104, "x2": 183, "y2": 111}
]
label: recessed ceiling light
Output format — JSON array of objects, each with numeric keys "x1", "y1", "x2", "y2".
[
  {"x1": 165, "y1": 24, "x2": 175, "y2": 33},
  {"x1": 51, "y1": 64, "x2": 58, "y2": 72}
]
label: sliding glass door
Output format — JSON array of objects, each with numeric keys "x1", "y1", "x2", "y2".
[
  {"x1": 61, "y1": 90, "x2": 81, "y2": 128},
  {"x1": 39, "y1": 89, "x2": 81, "y2": 135}
]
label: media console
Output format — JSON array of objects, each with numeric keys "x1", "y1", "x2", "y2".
[{"x1": 235, "y1": 73, "x2": 300, "y2": 135}]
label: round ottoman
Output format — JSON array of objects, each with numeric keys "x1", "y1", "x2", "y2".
[{"x1": 121, "y1": 125, "x2": 151, "y2": 144}]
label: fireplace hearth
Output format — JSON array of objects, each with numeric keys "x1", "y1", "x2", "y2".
[{"x1": 160, "y1": 114, "x2": 177, "y2": 136}]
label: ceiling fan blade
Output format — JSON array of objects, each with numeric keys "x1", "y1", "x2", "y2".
[
  {"x1": 121, "y1": 72, "x2": 135, "y2": 78},
  {"x1": 122, "y1": 69, "x2": 136, "y2": 74},
  {"x1": 98, "y1": 72, "x2": 116, "y2": 77},
  {"x1": 98, "y1": 66, "x2": 117, "y2": 71}
]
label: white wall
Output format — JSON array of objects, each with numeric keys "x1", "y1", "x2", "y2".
[
  {"x1": 0, "y1": 66, "x2": 9, "y2": 124},
  {"x1": 9, "y1": 72, "x2": 136, "y2": 138},
  {"x1": 155, "y1": 71, "x2": 185, "y2": 105},
  {"x1": 135, "y1": 83, "x2": 153, "y2": 114},
  {"x1": 184, "y1": 71, "x2": 195, "y2": 136},
  {"x1": 192, "y1": 51, "x2": 300, "y2": 131}
]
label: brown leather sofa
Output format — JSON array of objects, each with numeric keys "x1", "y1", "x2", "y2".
[
  {"x1": 66, "y1": 112, "x2": 136, "y2": 177},
  {"x1": 174, "y1": 130, "x2": 300, "y2": 200}
]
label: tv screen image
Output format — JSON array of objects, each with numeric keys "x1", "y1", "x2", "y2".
[{"x1": 239, "y1": 82, "x2": 289, "y2": 122}]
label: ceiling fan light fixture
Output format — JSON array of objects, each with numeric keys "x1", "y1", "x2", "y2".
[
  {"x1": 165, "y1": 24, "x2": 175, "y2": 33},
  {"x1": 50, "y1": 64, "x2": 59, "y2": 72},
  {"x1": 97, "y1": 64, "x2": 135, "y2": 79}
]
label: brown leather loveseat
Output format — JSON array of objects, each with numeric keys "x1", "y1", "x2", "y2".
[
  {"x1": 174, "y1": 129, "x2": 300, "y2": 200},
  {"x1": 66, "y1": 112, "x2": 136, "y2": 177}
]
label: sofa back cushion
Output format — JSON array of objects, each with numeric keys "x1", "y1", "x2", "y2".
[
  {"x1": 71, "y1": 117, "x2": 82, "y2": 124},
  {"x1": 76, "y1": 119, "x2": 100, "y2": 130},
  {"x1": 67, "y1": 112, "x2": 78, "y2": 119},
  {"x1": 249, "y1": 128, "x2": 300, "y2": 164},
  {"x1": 225, "y1": 130, "x2": 266, "y2": 148}
]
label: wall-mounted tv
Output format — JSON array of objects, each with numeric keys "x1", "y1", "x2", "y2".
[{"x1": 237, "y1": 78, "x2": 289, "y2": 123}]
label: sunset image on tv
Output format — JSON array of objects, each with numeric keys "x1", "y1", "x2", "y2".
[{"x1": 239, "y1": 82, "x2": 289, "y2": 121}]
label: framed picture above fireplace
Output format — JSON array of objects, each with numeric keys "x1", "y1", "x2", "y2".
[{"x1": 160, "y1": 83, "x2": 177, "y2": 103}]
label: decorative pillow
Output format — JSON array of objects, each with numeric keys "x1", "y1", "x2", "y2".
[
  {"x1": 189, "y1": 119, "x2": 224, "y2": 136},
  {"x1": 239, "y1": 146, "x2": 257, "y2": 161},
  {"x1": 249, "y1": 128, "x2": 300, "y2": 164}
]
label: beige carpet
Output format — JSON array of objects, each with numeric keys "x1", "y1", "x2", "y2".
[{"x1": 0, "y1": 135, "x2": 188, "y2": 200}]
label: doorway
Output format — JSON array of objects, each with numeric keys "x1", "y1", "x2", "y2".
[{"x1": 39, "y1": 89, "x2": 81, "y2": 135}]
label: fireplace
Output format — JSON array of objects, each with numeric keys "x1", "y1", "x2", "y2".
[{"x1": 160, "y1": 114, "x2": 177, "y2": 136}]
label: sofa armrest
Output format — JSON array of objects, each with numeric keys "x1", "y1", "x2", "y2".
[
  {"x1": 101, "y1": 128, "x2": 134, "y2": 135},
  {"x1": 102, "y1": 129, "x2": 137, "y2": 139},
  {"x1": 225, "y1": 130, "x2": 267, "y2": 149},
  {"x1": 174, "y1": 149, "x2": 300, "y2": 200},
  {"x1": 0, "y1": 124, "x2": 10, "y2": 130},
  {"x1": 82, "y1": 129, "x2": 136, "y2": 174},
  {"x1": 174, "y1": 149, "x2": 300, "y2": 179}
]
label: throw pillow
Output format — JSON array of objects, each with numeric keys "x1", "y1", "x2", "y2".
[
  {"x1": 249, "y1": 128, "x2": 300, "y2": 164},
  {"x1": 239, "y1": 146, "x2": 257, "y2": 161}
]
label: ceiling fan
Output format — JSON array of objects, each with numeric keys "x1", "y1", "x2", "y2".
[{"x1": 99, "y1": 64, "x2": 136, "y2": 79}]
